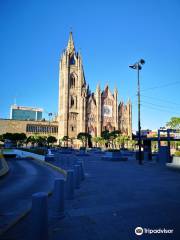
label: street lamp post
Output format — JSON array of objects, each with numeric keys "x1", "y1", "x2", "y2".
[
  {"x1": 48, "y1": 112, "x2": 52, "y2": 135},
  {"x1": 129, "y1": 59, "x2": 145, "y2": 165}
]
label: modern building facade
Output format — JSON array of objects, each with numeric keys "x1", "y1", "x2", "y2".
[
  {"x1": 58, "y1": 32, "x2": 132, "y2": 140},
  {"x1": 10, "y1": 105, "x2": 43, "y2": 121}
]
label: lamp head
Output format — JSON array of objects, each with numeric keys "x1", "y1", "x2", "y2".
[
  {"x1": 129, "y1": 64, "x2": 137, "y2": 69},
  {"x1": 140, "y1": 59, "x2": 145, "y2": 65}
]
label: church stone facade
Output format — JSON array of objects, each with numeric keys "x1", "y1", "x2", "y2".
[{"x1": 58, "y1": 32, "x2": 132, "y2": 140}]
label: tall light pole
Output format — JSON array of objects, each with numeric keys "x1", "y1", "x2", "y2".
[
  {"x1": 48, "y1": 112, "x2": 52, "y2": 135},
  {"x1": 129, "y1": 59, "x2": 145, "y2": 165}
]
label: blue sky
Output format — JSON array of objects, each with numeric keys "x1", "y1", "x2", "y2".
[{"x1": 0, "y1": 0, "x2": 180, "y2": 132}]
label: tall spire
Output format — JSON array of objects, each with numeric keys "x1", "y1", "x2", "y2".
[{"x1": 67, "y1": 32, "x2": 75, "y2": 53}]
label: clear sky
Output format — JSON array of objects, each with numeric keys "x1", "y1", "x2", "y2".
[{"x1": 0, "y1": 0, "x2": 180, "y2": 132}]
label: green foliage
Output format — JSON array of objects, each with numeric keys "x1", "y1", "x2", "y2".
[
  {"x1": 166, "y1": 117, "x2": 180, "y2": 129},
  {"x1": 92, "y1": 136, "x2": 101, "y2": 144},
  {"x1": 98, "y1": 138, "x2": 108, "y2": 147},
  {"x1": 101, "y1": 130, "x2": 110, "y2": 140},
  {"x1": 128, "y1": 139, "x2": 137, "y2": 150},
  {"x1": 115, "y1": 135, "x2": 129, "y2": 148},
  {"x1": 0, "y1": 135, "x2": 5, "y2": 142},
  {"x1": 62, "y1": 136, "x2": 69, "y2": 147},
  {"x1": 35, "y1": 136, "x2": 47, "y2": 147},
  {"x1": 1, "y1": 133, "x2": 14, "y2": 141},
  {"x1": 27, "y1": 136, "x2": 36, "y2": 146},
  {"x1": 151, "y1": 141, "x2": 158, "y2": 152},
  {"x1": 62, "y1": 136, "x2": 69, "y2": 141},
  {"x1": 92, "y1": 136, "x2": 102, "y2": 147},
  {"x1": 174, "y1": 151, "x2": 180, "y2": 157},
  {"x1": 47, "y1": 136, "x2": 57, "y2": 146},
  {"x1": 77, "y1": 132, "x2": 91, "y2": 147},
  {"x1": 0, "y1": 132, "x2": 27, "y2": 147}
]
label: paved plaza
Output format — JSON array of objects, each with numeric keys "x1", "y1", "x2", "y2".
[
  {"x1": 50, "y1": 156, "x2": 180, "y2": 240},
  {"x1": 1, "y1": 153, "x2": 180, "y2": 240}
]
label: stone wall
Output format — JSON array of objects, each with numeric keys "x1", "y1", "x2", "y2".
[{"x1": 0, "y1": 119, "x2": 58, "y2": 137}]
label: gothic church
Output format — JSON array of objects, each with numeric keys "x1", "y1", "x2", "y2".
[{"x1": 58, "y1": 32, "x2": 132, "y2": 140}]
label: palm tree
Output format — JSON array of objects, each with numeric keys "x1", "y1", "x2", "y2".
[
  {"x1": 116, "y1": 135, "x2": 129, "y2": 149},
  {"x1": 108, "y1": 130, "x2": 120, "y2": 149},
  {"x1": 92, "y1": 136, "x2": 101, "y2": 147},
  {"x1": 98, "y1": 137, "x2": 107, "y2": 148}
]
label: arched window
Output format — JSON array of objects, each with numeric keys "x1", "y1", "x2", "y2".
[
  {"x1": 71, "y1": 96, "x2": 74, "y2": 107},
  {"x1": 70, "y1": 55, "x2": 75, "y2": 65},
  {"x1": 70, "y1": 74, "x2": 75, "y2": 88}
]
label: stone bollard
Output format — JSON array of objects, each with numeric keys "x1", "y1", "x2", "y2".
[
  {"x1": 77, "y1": 161, "x2": 85, "y2": 181},
  {"x1": 65, "y1": 170, "x2": 74, "y2": 200},
  {"x1": 74, "y1": 164, "x2": 81, "y2": 189},
  {"x1": 30, "y1": 192, "x2": 48, "y2": 240},
  {"x1": 53, "y1": 178, "x2": 65, "y2": 218}
]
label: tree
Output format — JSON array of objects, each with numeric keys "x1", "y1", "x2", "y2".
[
  {"x1": 62, "y1": 136, "x2": 69, "y2": 147},
  {"x1": 98, "y1": 137, "x2": 107, "y2": 148},
  {"x1": 166, "y1": 117, "x2": 180, "y2": 130},
  {"x1": 14, "y1": 133, "x2": 27, "y2": 147},
  {"x1": 0, "y1": 135, "x2": 4, "y2": 143},
  {"x1": 101, "y1": 130, "x2": 110, "y2": 148},
  {"x1": 128, "y1": 139, "x2": 137, "y2": 150},
  {"x1": 1, "y1": 133, "x2": 14, "y2": 141},
  {"x1": 116, "y1": 135, "x2": 129, "y2": 149},
  {"x1": 47, "y1": 136, "x2": 57, "y2": 147},
  {"x1": 92, "y1": 136, "x2": 102, "y2": 147},
  {"x1": 25, "y1": 136, "x2": 32, "y2": 147},
  {"x1": 77, "y1": 132, "x2": 90, "y2": 147},
  {"x1": 0, "y1": 133, "x2": 27, "y2": 147},
  {"x1": 28, "y1": 136, "x2": 37, "y2": 147},
  {"x1": 36, "y1": 136, "x2": 47, "y2": 147},
  {"x1": 108, "y1": 130, "x2": 120, "y2": 148}
]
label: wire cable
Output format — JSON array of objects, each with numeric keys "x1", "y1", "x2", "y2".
[{"x1": 141, "y1": 80, "x2": 180, "y2": 92}]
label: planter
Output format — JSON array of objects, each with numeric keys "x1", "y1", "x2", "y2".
[{"x1": 172, "y1": 156, "x2": 180, "y2": 165}]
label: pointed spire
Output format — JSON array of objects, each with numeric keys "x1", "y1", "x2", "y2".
[
  {"x1": 114, "y1": 86, "x2": 118, "y2": 94},
  {"x1": 127, "y1": 97, "x2": 131, "y2": 104},
  {"x1": 96, "y1": 83, "x2": 100, "y2": 92},
  {"x1": 67, "y1": 32, "x2": 75, "y2": 53}
]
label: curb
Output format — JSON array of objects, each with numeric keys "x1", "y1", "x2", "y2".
[
  {"x1": 166, "y1": 163, "x2": 180, "y2": 170},
  {"x1": 0, "y1": 207, "x2": 31, "y2": 236},
  {"x1": 0, "y1": 156, "x2": 66, "y2": 236},
  {"x1": 0, "y1": 190, "x2": 53, "y2": 236},
  {"x1": 0, "y1": 153, "x2": 9, "y2": 177},
  {"x1": 31, "y1": 157, "x2": 67, "y2": 177}
]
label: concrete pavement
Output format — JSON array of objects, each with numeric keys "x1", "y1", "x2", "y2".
[
  {"x1": 1, "y1": 153, "x2": 180, "y2": 240},
  {"x1": 51, "y1": 156, "x2": 180, "y2": 240},
  {"x1": 0, "y1": 157, "x2": 64, "y2": 235}
]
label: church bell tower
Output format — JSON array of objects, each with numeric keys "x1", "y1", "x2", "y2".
[{"x1": 58, "y1": 32, "x2": 87, "y2": 140}]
